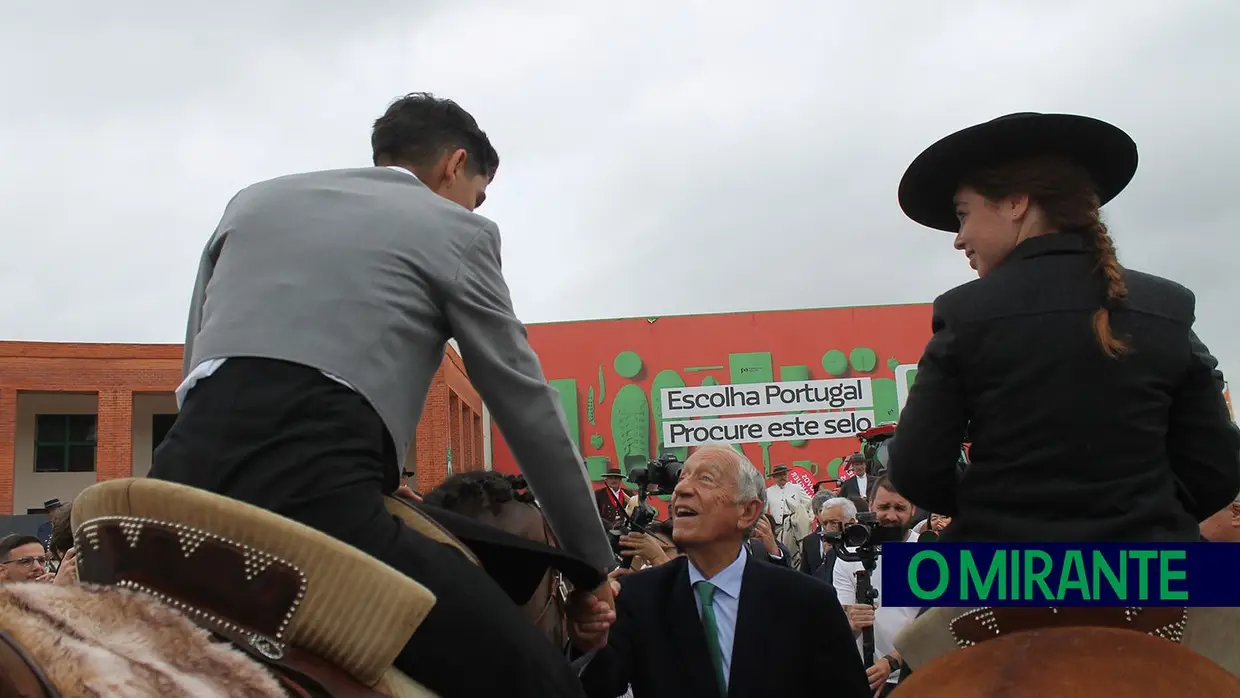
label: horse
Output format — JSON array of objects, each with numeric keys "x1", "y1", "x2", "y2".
[
  {"x1": 0, "y1": 476, "x2": 568, "y2": 698},
  {"x1": 420, "y1": 472, "x2": 569, "y2": 648},
  {"x1": 894, "y1": 607, "x2": 1240, "y2": 696}
]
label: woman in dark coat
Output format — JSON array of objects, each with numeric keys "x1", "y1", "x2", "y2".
[{"x1": 887, "y1": 112, "x2": 1240, "y2": 542}]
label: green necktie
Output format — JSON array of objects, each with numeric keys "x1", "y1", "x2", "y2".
[{"x1": 695, "y1": 581, "x2": 728, "y2": 697}]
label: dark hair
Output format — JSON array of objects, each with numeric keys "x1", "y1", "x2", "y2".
[
  {"x1": 49, "y1": 502, "x2": 74, "y2": 557},
  {"x1": 871, "y1": 474, "x2": 903, "y2": 501},
  {"x1": 371, "y1": 92, "x2": 500, "y2": 179},
  {"x1": 422, "y1": 471, "x2": 535, "y2": 513},
  {"x1": 964, "y1": 156, "x2": 1128, "y2": 358},
  {"x1": 0, "y1": 534, "x2": 43, "y2": 561}
]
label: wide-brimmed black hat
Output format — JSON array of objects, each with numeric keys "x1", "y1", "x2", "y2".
[
  {"x1": 770, "y1": 464, "x2": 789, "y2": 476},
  {"x1": 898, "y1": 112, "x2": 1138, "y2": 233},
  {"x1": 601, "y1": 468, "x2": 624, "y2": 478}
]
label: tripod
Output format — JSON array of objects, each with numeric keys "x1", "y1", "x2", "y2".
[{"x1": 852, "y1": 555, "x2": 880, "y2": 667}]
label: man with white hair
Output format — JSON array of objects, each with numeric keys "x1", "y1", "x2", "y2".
[
  {"x1": 800, "y1": 496, "x2": 857, "y2": 579},
  {"x1": 576, "y1": 446, "x2": 869, "y2": 698}
]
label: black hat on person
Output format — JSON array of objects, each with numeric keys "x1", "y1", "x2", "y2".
[
  {"x1": 770, "y1": 464, "x2": 789, "y2": 476},
  {"x1": 601, "y1": 468, "x2": 624, "y2": 478},
  {"x1": 898, "y1": 112, "x2": 1139, "y2": 233}
]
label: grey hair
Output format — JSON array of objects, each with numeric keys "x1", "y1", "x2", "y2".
[
  {"x1": 689, "y1": 446, "x2": 766, "y2": 539},
  {"x1": 822, "y1": 497, "x2": 858, "y2": 521},
  {"x1": 811, "y1": 491, "x2": 833, "y2": 515}
]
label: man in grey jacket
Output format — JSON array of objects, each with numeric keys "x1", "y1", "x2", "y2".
[{"x1": 149, "y1": 93, "x2": 614, "y2": 698}]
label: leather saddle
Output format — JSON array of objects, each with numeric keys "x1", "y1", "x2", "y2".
[
  {"x1": 62, "y1": 478, "x2": 454, "y2": 698},
  {"x1": 950, "y1": 606, "x2": 1189, "y2": 649}
]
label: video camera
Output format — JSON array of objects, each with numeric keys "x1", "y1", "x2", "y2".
[{"x1": 608, "y1": 453, "x2": 684, "y2": 568}]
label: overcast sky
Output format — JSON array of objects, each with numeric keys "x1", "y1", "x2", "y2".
[{"x1": 1, "y1": 1, "x2": 1237, "y2": 376}]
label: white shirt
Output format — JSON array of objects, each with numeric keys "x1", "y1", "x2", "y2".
[
  {"x1": 175, "y1": 166, "x2": 418, "y2": 408},
  {"x1": 855, "y1": 474, "x2": 868, "y2": 495},
  {"x1": 764, "y1": 482, "x2": 808, "y2": 522},
  {"x1": 832, "y1": 530, "x2": 921, "y2": 684}
]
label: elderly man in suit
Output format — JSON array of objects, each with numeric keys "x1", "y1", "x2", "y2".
[
  {"x1": 576, "y1": 446, "x2": 870, "y2": 698},
  {"x1": 801, "y1": 495, "x2": 857, "y2": 580},
  {"x1": 148, "y1": 92, "x2": 614, "y2": 698}
]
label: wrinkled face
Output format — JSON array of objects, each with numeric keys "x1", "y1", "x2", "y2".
[
  {"x1": 819, "y1": 504, "x2": 854, "y2": 532},
  {"x1": 952, "y1": 186, "x2": 1027, "y2": 277},
  {"x1": 429, "y1": 149, "x2": 491, "y2": 211},
  {"x1": 1200, "y1": 502, "x2": 1240, "y2": 542},
  {"x1": 603, "y1": 476, "x2": 624, "y2": 490},
  {"x1": 0, "y1": 543, "x2": 48, "y2": 582},
  {"x1": 670, "y1": 455, "x2": 760, "y2": 548},
  {"x1": 871, "y1": 486, "x2": 914, "y2": 530}
]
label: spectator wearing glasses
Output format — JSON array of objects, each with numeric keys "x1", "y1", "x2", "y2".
[{"x1": 0, "y1": 534, "x2": 52, "y2": 583}]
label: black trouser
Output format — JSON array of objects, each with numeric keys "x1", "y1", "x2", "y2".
[{"x1": 150, "y1": 358, "x2": 585, "y2": 698}]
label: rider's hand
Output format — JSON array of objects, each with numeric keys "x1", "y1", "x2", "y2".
[
  {"x1": 845, "y1": 604, "x2": 875, "y2": 632},
  {"x1": 52, "y1": 548, "x2": 78, "y2": 586},
  {"x1": 567, "y1": 579, "x2": 617, "y2": 652}
]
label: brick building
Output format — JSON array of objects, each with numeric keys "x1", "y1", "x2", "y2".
[{"x1": 0, "y1": 341, "x2": 486, "y2": 515}]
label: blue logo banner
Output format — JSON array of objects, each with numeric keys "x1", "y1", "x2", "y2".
[{"x1": 879, "y1": 542, "x2": 1240, "y2": 607}]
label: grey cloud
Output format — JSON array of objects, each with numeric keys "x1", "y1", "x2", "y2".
[{"x1": 1, "y1": 1, "x2": 1237, "y2": 379}]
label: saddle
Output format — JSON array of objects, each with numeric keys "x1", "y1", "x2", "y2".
[
  {"x1": 0, "y1": 478, "x2": 467, "y2": 698},
  {"x1": 950, "y1": 605, "x2": 1188, "y2": 648}
]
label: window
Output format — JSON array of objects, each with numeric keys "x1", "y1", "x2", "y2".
[
  {"x1": 151, "y1": 414, "x2": 177, "y2": 451},
  {"x1": 34, "y1": 414, "x2": 97, "y2": 473}
]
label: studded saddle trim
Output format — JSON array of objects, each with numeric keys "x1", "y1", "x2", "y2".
[
  {"x1": 950, "y1": 606, "x2": 1189, "y2": 649},
  {"x1": 75, "y1": 515, "x2": 308, "y2": 661}
]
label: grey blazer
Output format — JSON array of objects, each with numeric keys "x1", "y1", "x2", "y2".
[{"x1": 183, "y1": 166, "x2": 614, "y2": 571}]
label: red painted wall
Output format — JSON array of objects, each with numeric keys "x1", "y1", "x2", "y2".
[{"x1": 491, "y1": 304, "x2": 934, "y2": 493}]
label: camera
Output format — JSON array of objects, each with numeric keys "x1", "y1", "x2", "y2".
[
  {"x1": 608, "y1": 454, "x2": 684, "y2": 568},
  {"x1": 625, "y1": 453, "x2": 683, "y2": 496},
  {"x1": 833, "y1": 512, "x2": 910, "y2": 550}
]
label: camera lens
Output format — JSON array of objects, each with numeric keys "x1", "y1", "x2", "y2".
[{"x1": 841, "y1": 522, "x2": 871, "y2": 548}]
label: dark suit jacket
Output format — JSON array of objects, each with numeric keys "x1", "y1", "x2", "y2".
[
  {"x1": 889, "y1": 234, "x2": 1240, "y2": 542},
  {"x1": 580, "y1": 554, "x2": 870, "y2": 698},
  {"x1": 745, "y1": 538, "x2": 791, "y2": 567},
  {"x1": 799, "y1": 532, "x2": 838, "y2": 578},
  {"x1": 837, "y1": 475, "x2": 876, "y2": 502},
  {"x1": 594, "y1": 487, "x2": 632, "y2": 530}
]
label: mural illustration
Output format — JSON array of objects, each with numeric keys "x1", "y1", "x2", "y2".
[{"x1": 491, "y1": 304, "x2": 935, "y2": 500}]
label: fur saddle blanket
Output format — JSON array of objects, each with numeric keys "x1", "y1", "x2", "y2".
[{"x1": 0, "y1": 582, "x2": 285, "y2": 697}]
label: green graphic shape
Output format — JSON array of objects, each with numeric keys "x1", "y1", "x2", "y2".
[
  {"x1": 779, "y1": 365, "x2": 811, "y2": 448},
  {"x1": 549, "y1": 379, "x2": 579, "y2": 449},
  {"x1": 793, "y1": 460, "x2": 818, "y2": 476},
  {"x1": 614, "y1": 351, "x2": 643, "y2": 379},
  {"x1": 610, "y1": 384, "x2": 650, "y2": 471},
  {"x1": 905, "y1": 368, "x2": 919, "y2": 391},
  {"x1": 730, "y1": 352, "x2": 774, "y2": 474},
  {"x1": 872, "y1": 378, "x2": 899, "y2": 424},
  {"x1": 590, "y1": 433, "x2": 605, "y2": 449},
  {"x1": 587, "y1": 386, "x2": 596, "y2": 426},
  {"x1": 887, "y1": 357, "x2": 901, "y2": 371},
  {"x1": 685, "y1": 365, "x2": 724, "y2": 372},
  {"x1": 822, "y1": 350, "x2": 849, "y2": 376},
  {"x1": 826, "y1": 457, "x2": 844, "y2": 479},
  {"x1": 586, "y1": 455, "x2": 612, "y2": 481},
  {"x1": 597, "y1": 366, "x2": 606, "y2": 404},
  {"x1": 651, "y1": 369, "x2": 688, "y2": 461},
  {"x1": 702, "y1": 376, "x2": 719, "y2": 386},
  {"x1": 850, "y1": 347, "x2": 878, "y2": 373}
]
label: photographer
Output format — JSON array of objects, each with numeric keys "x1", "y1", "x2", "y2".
[
  {"x1": 832, "y1": 475, "x2": 921, "y2": 697},
  {"x1": 617, "y1": 519, "x2": 678, "y2": 570}
]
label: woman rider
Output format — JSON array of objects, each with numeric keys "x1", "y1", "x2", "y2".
[{"x1": 887, "y1": 112, "x2": 1240, "y2": 542}]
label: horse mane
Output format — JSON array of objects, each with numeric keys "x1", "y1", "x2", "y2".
[{"x1": 422, "y1": 471, "x2": 537, "y2": 513}]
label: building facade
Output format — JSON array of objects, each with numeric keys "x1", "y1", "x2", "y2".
[{"x1": 0, "y1": 341, "x2": 486, "y2": 515}]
